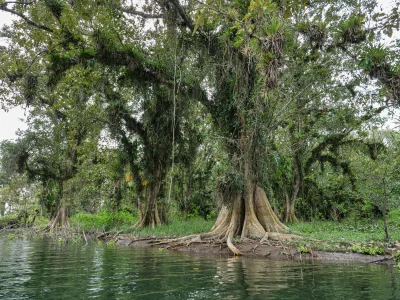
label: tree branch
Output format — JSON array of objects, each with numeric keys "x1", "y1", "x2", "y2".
[
  {"x1": 0, "y1": 5, "x2": 53, "y2": 33},
  {"x1": 1, "y1": 1, "x2": 36, "y2": 5},
  {"x1": 122, "y1": 114, "x2": 147, "y2": 144},
  {"x1": 119, "y1": 6, "x2": 164, "y2": 19},
  {"x1": 166, "y1": 0, "x2": 194, "y2": 31}
]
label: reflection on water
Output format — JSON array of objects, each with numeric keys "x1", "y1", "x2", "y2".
[{"x1": 0, "y1": 236, "x2": 399, "y2": 299}]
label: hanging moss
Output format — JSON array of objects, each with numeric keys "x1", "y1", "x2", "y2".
[
  {"x1": 359, "y1": 46, "x2": 400, "y2": 103},
  {"x1": 23, "y1": 74, "x2": 38, "y2": 106},
  {"x1": 339, "y1": 15, "x2": 367, "y2": 44},
  {"x1": 6, "y1": 70, "x2": 23, "y2": 83},
  {"x1": 47, "y1": 53, "x2": 77, "y2": 86},
  {"x1": 60, "y1": 27, "x2": 84, "y2": 49},
  {"x1": 44, "y1": 0, "x2": 65, "y2": 19},
  {"x1": 298, "y1": 22, "x2": 326, "y2": 49}
]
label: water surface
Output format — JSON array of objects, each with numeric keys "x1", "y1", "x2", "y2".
[{"x1": 0, "y1": 236, "x2": 399, "y2": 299}]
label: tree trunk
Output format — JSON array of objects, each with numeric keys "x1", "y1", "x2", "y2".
[
  {"x1": 46, "y1": 181, "x2": 69, "y2": 229},
  {"x1": 194, "y1": 136, "x2": 289, "y2": 255},
  {"x1": 0, "y1": 202, "x2": 5, "y2": 217},
  {"x1": 285, "y1": 154, "x2": 301, "y2": 223},
  {"x1": 46, "y1": 204, "x2": 69, "y2": 229},
  {"x1": 382, "y1": 177, "x2": 390, "y2": 241},
  {"x1": 197, "y1": 183, "x2": 289, "y2": 255},
  {"x1": 285, "y1": 192, "x2": 298, "y2": 223},
  {"x1": 136, "y1": 164, "x2": 162, "y2": 228},
  {"x1": 184, "y1": 174, "x2": 191, "y2": 215},
  {"x1": 137, "y1": 195, "x2": 143, "y2": 221}
]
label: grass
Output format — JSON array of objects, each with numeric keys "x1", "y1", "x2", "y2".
[
  {"x1": 289, "y1": 219, "x2": 400, "y2": 243},
  {"x1": 69, "y1": 212, "x2": 399, "y2": 255},
  {"x1": 68, "y1": 211, "x2": 215, "y2": 237},
  {"x1": 1, "y1": 211, "x2": 214, "y2": 238},
  {"x1": 2, "y1": 211, "x2": 400, "y2": 256},
  {"x1": 287, "y1": 219, "x2": 400, "y2": 254},
  {"x1": 0, "y1": 214, "x2": 17, "y2": 227},
  {"x1": 70, "y1": 211, "x2": 137, "y2": 232},
  {"x1": 124, "y1": 217, "x2": 215, "y2": 237},
  {"x1": 0, "y1": 213, "x2": 48, "y2": 228}
]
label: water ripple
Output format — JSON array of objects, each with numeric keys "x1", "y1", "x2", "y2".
[{"x1": 0, "y1": 236, "x2": 399, "y2": 299}]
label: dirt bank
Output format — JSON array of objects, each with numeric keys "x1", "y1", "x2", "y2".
[
  {"x1": 2, "y1": 229, "x2": 396, "y2": 265},
  {"x1": 111, "y1": 234, "x2": 396, "y2": 265}
]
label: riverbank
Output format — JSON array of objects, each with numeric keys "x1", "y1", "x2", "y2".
[
  {"x1": 1, "y1": 214, "x2": 400, "y2": 266},
  {"x1": 96, "y1": 216, "x2": 400, "y2": 265},
  {"x1": 2, "y1": 235, "x2": 398, "y2": 299},
  {"x1": 111, "y1": 234, "x2": 396, "y2": 265},
  {"x1": 2, "y1": 228, "x2": 396, "y2": 265}
]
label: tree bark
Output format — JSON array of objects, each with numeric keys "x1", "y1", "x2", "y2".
[
  {"x1": 284, "y1": 191, "x2": 298, "y2": 223},
  {"x1": 136, "y1": 164, "x2": 162, "y2": 228},
  {"x1": 285, "y1": 153, "x2": 301, "y2": 223},
  {"x1": 193, "y1": 133, "x2": 289, "y2": 255},
  {"x1": 0, "y1": 202, "x2": 5, "y2": 217},
  {"x1": 198, "y1": 182, "x2": 289, "y2": 255},
  {"x1": 184, "y1": 173, "x2": 191, "y2": 215},
  {"x1": 46, "y1": 204, "x2": 69, "y2": 229},
  {"x1": 45, "y1": 181, "x2": 70, "y2": 229}
]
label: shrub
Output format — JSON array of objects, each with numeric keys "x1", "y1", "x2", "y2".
[
  {"x1": 350, "y1": 244, "x2": 384, "y2": 255},
  {"x1": 70, "y1": 211, "x2": 136, "y2": 231},
  {"x1": 389, "y1": 209, "x2": 400, "y2": 223}
]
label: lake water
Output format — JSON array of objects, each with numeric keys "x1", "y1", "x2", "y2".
[{"x1": 0, "y1": 236, "x2": 399, "y2": 299}]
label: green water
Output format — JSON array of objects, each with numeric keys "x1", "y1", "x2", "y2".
[{"x1": 0, "y1": 236, "x2": 399, "y2": 299}]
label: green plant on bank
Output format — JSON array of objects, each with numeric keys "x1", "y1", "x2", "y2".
[
  {"x1": 6, "y1": 233, "x2": 17, "y2": 240},
  {"x1": 393, "y1": 252, "x2": 400, "y2": 262},
  {"x1": 296, "y1": 245, "x2": 312, "y2": 254},
  {"x1": 290, "y1": 219, "x2": 400, "y2": 243},
  {"x1": 389, "y1": 209, "x2": 400, "y2": 224},
  {"x1": 0, "y1": 213, "x2": 50, "y2": 229},
  {"x1": 0, "y1": 214, "x2": 17, "y2": 222},
  {"x1": 350, "y1": 244, "x2": 384, "y2": 255},
  {"x1": 392, "y1": 252, "x2": 400, "y2": 270},
  {"x1": 70, "y1": 211, "x2": 137, "y2": 232},
  {"x1": 0, "y1": 210, "x2": 216, "y2": 238},
  {"x1": 127, "y1": 216, "x2": 215, "y2": 237},
  {"x1": 67, "y1": 210, "x2": 215, "y2": 236},
  {"x1": 106, "y1": 241, "x2": 116, "y2": 246},
  {"x1": 33, "y1": 216, "x2": 51, "y2": 227}
]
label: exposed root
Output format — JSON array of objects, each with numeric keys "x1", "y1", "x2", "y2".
[
  {"x1": 267, "y1": 232, "x2": 304, "y2": 241},
  {"x1": 252, "y1": 244, "x2": 259, "y2": 254},
  {"x1": 227, "y1": 236, "x2": 242, "y2": 255},
  {"x1": 285, "y1": 212, "x2": 298, "y2": 223},
  {"x1": 45, "y1": 205, "x2": 69, "y2": 231},
  {"x1": 260, "y1": 232, "x2": 272, "y2": 245},
  {"x1": 149, "y1": 185, "x2": 304, "y2": 255},
  {"x1": 254, "y1": 185, "x2": 289, "y2": 233},
  {"x1": 134, "y1": 206, "x2": 161, "y2": 229}
]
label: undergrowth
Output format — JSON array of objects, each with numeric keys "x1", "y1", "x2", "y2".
[
  {"x1": 2, "y1": 212, "x2": 400, "y2": 257},
  {"x1": 125, "y1": 217, "x2": 215, "y2": 237},
  {"x1": 69, "y1": 211, "x2": 214, "y2": 237},
  {"x1": 70, "y1": 211, "x2": 136, "y2": 232},
  {"x1": 290, "y1": 219, "x2": 400, "y2": 243}
]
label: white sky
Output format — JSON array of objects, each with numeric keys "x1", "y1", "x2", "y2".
[
  {"x1": 0, "y1": 1, "x2": 399, "y2": 142},
  {"x1": 0, "y1": 11, "x2": 27, "y2": 141}
]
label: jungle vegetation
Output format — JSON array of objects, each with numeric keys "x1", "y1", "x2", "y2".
[{"x1": 0, "y1": 0, "x2": 399, "y2": 254}]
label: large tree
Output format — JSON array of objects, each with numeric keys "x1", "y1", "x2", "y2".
[{"x1": 1, "y1": 0, "x2": 398, "y2": 253}]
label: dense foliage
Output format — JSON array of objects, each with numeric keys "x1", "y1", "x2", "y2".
[{"x1": 0, "y1": 0, "x2": 399, "y2": 249}]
